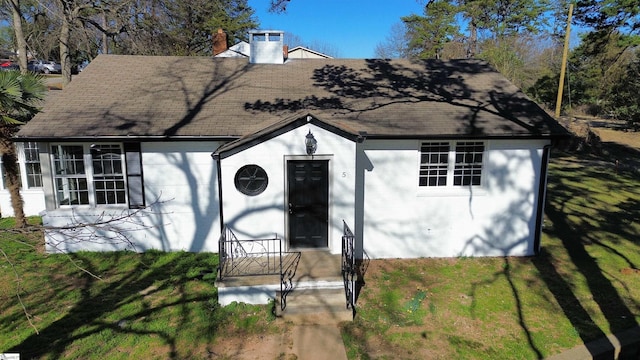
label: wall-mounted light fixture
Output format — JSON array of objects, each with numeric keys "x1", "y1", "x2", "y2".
[{"x1": 305, "y1": 130, "x2": 317, "y2": 155}]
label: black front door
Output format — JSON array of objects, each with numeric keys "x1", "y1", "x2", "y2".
[{"x1": 287, "y1": 160, "x2": 329, "y2": 248}]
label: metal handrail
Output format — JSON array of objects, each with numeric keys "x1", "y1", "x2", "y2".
[
  {"x1": 342, "y1": 220, "x2": 356, "y2": 310},
  {"x1": 217, "y1": 225, "x2": 299, "y2": 311},
  {"x1": 218, "y1": 226, "x2": 281, "y2": 279}
]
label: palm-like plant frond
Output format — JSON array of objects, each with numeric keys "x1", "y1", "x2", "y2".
[
  {"x1": 0, "y1": 70, "x2": 47, "y2": 125},
  {"x1": 0, "y1": 70, "x2": 47, "y2": 228}
]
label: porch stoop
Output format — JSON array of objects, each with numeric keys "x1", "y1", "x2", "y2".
[
  {"x1": 217, "y1": 250, "x2": 354, "y2": 322},
  {"x1": 277, "y1": 250, "x2": 353, "y2": 323}
]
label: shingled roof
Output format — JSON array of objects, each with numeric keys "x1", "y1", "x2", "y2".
[{"x1": 16, "y1": 54, "x2": 567, "y2": 141}]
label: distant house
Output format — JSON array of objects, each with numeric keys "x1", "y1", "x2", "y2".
[
  {"x1": 213, "y1": 29, "x2": 332, "y2": 60},
  {"x1": 13, "y1": 30, "x2": 567, "y2": 306},
  {"x1": 287, "y1": 46, "x2": 332, "y2": 59},
  {"x1": 214, "y1": 41, "x2": 250, "y2": 58}
]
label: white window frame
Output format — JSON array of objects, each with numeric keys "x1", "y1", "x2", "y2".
[
  {"x1": 418, "y1": 140, "x2": 487, "y2": 194},
  {"x1": 22, "y1": 142, "x2": 43, "y2": 189},
  {"x1": 51, "y1": 143, "x2": 128, "y2": 208},
  {"x1": 0, "y1": 142, "x2": 43, "y2": 190},
  {"x1": 91, "y1": 144, "x2": 127, "y2": 205}
]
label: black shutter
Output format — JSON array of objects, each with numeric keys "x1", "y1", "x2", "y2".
[{"x1": 124, "y1": 142, "x2": 145, "y2": 209}]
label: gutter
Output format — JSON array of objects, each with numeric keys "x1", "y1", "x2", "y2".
[
  {"x1": 533, "y1": 144, "x2": 552, "y2": 255},
  {"x1": 12, "y1": 135, "x2": 240, "y2": 142},
  {"x1": 212, "y1": 153, "x2": 225, "y2": 233},
  {"x1": 359, "y1": 133, "x2": 568, "y2": 141}
]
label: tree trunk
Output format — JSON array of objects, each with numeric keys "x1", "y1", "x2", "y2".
[
  {"x1": 102, "y1": 12, "x2": 109, "y2": 54},
  {"x1": 0, "y1": 128, "x2": 26, "y2": 227},
  {"x1": 9, "y1": 0, "x2": 28, "y2": 73},
  {"x1": 60, "y1": 8, "x2": 72, "y2": 85},
  {"x1": 468, "y1": 20, "x2": 477, "y2": 58}
]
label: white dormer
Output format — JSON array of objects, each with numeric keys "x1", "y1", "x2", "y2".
[{"x1": 249, "y1": 30, "x2": 285, "y2": 64}]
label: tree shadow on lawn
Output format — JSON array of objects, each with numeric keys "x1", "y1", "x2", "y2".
[
  {"x1": 533, "y1": 152, "x2": 640, "y2": 358},
  {"x1": 8, "y1": 251, "x2": 220, "y2": 359}
]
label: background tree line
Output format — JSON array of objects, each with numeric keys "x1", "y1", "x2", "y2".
[
  {"x1": 4, "y1": 0, "x2": 638, "y2": 127},
  {"x1": 375, "y1": 0, "x2": 640, "y2": 129},
  {"x1": 0, "y1": 0, "x2": 344, "y2": 83},
  {"x1": 0, "y1": 0, "x2": 260, "y2": 84}
]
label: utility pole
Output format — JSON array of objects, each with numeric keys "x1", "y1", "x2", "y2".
[{"x1": 555, "y1": 3, "x2": 574, "y2": 118}]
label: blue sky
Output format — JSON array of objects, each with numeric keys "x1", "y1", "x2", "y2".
[
  {"x1": 248, "y1": 1, "x2": 587, "y2": 58},
  {"x1": 248, "y1": 0, "x2": 425, "y2": 58}
]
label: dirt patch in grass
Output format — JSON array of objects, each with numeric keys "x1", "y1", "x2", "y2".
[
  {"x1": 594, "y1": 127, "x2": 640, "y2": 149},
  {"x1": 209, "y1": 328, "x2": 294, "y2": 359}
]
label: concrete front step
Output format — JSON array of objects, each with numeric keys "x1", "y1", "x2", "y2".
[{"x1": 275, "y1": 288, "x2": 353, "y2": 324}]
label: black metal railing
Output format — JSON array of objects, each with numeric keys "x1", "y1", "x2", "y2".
[
  {"x1": 342, "y1": 220, "x2": 356, "y2": 310},
  {"x1": 280, "y1": 252, "x2": 300, "y2": 311},
  {"x1": 217, "y1": 225, "x2": 300, "y2": 311},
  {"x1": 218, "y1": 226, "x2": 282, "y2": 279}
]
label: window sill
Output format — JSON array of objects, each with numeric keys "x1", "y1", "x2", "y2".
[
  {"x1": 417, "y1": 186, "x2": 487, "y2": 197},
  {"x1": 57, "y1": 204, "x2": 130, "y2": 210}
]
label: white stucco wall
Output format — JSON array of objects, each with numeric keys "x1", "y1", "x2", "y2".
[
  {"x1": 44, "y1": 141, "x2": 222, "y2": 253},
  {"x1": 39, "y1": 134, "x2": 551, "y2": 259},
  {"x1": 0, "y1": 189, "x2": 45, "y2": 217},
  {"x1": 359, "y1": 138, "x2": 550, "y2": 259},
  {"x1": 220, "y1": 123, "x2": 356, "y2": 254}
]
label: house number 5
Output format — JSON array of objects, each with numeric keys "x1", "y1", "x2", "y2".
[{"x1": 342, "y1": 172, "x2": 347, "y2": 178}]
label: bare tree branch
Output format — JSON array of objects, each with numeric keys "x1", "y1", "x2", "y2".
[
  {"x1": 0, "y1": 197, "x2": 173, "y2": 331},
  {"x1": 0, "y1": 246, "x2": 39, "y2": 334}
]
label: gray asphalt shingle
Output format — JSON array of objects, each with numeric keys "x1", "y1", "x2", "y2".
[{"x1": 16, "y1": 54, "x2": 566, "y2": 140}]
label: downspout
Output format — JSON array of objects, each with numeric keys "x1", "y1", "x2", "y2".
[
  {"x1": 212, "y1": 153, "x2": 225, "y2": 233},
  {"x1": 533, "y1": 144, "x2": 552, "y2": 255}
]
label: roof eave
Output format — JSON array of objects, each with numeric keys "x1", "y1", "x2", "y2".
[
  {"x1": 12, "y1": 135, "x2": 240, "y2": 142},
  {"x1": 361, "y1": 132, "x2": 570, "y2": 140}
]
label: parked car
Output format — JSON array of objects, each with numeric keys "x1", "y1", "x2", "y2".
[
  {"x1": 27, "y1": 59, "x2": 61, "y2": 74},
  {"x1": 77, "y1": 60, "x2": 89, "y2": 72},
  {"x1": 0, "y1": 61, "x2": 19, "y2": 71}
]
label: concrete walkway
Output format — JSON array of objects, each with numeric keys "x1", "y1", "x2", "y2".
[
  {"x1": 290, "y1": 324, "x2": 348, "y2": 360},
  {"x1": 212, "y1": 315, "x2": 349, "y2": 359}
]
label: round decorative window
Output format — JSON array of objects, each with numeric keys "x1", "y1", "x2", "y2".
[{"x1": 234, "y1": 165, "x2": 268, "y2": 196}]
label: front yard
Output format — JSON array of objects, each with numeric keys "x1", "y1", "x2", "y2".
[{"x1": 1, "y1": 138, "x2": 639, "y2": 359}]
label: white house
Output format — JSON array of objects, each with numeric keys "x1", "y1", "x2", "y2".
[
  {"x1": 13, "y1": 30, "x2": 567, "y2": 306},
  {"x1": 212, "y1": 29, "x2": 332, "y2": 60},
  {"x1": 0, "y1": 141, "x2": 46, "y2": 217}
]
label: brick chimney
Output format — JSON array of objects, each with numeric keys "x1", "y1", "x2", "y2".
[{"x1": 213, "y1": 28, "x2": 228, "y2": 56}]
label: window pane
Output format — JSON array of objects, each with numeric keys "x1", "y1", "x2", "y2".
[
  {"x1": 26, "y1": 162, "x2": 42, "y2": 188},
  {"x1": 91, "y1": 145, "x2": 126, "y2": 205},
  {"x1": 52, "y1": 145, "x2": 88, "y2": 205},
  {"x1": 21, "y1": 143, "x2": 42, "y2": 188},
  {"x1": 419, "y1": 142, "x2": 449, "y2": 187},
  {"x1": 53, "y1": 145, "x2": 85, "y2": 175},
  {"x1": 24, "y1": 142, "x2": 40, "y2": 161},
  {"x1": 56, "y1": 177, "x2": 89, "y2": 205},
  {"x1": 454, "y1": 141, "x2": 484, "y2": 187}
]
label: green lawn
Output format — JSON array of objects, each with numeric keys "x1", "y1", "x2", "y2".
[
  {"x1": 343, "y1": 152, "x2": 640, "y2": 359},
  {"x1": 1, "y1": 151, "x2": 639, "y2": 359},
  {"x1": 0, "y1": 220, "x2": 276, "y2": 359}
]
